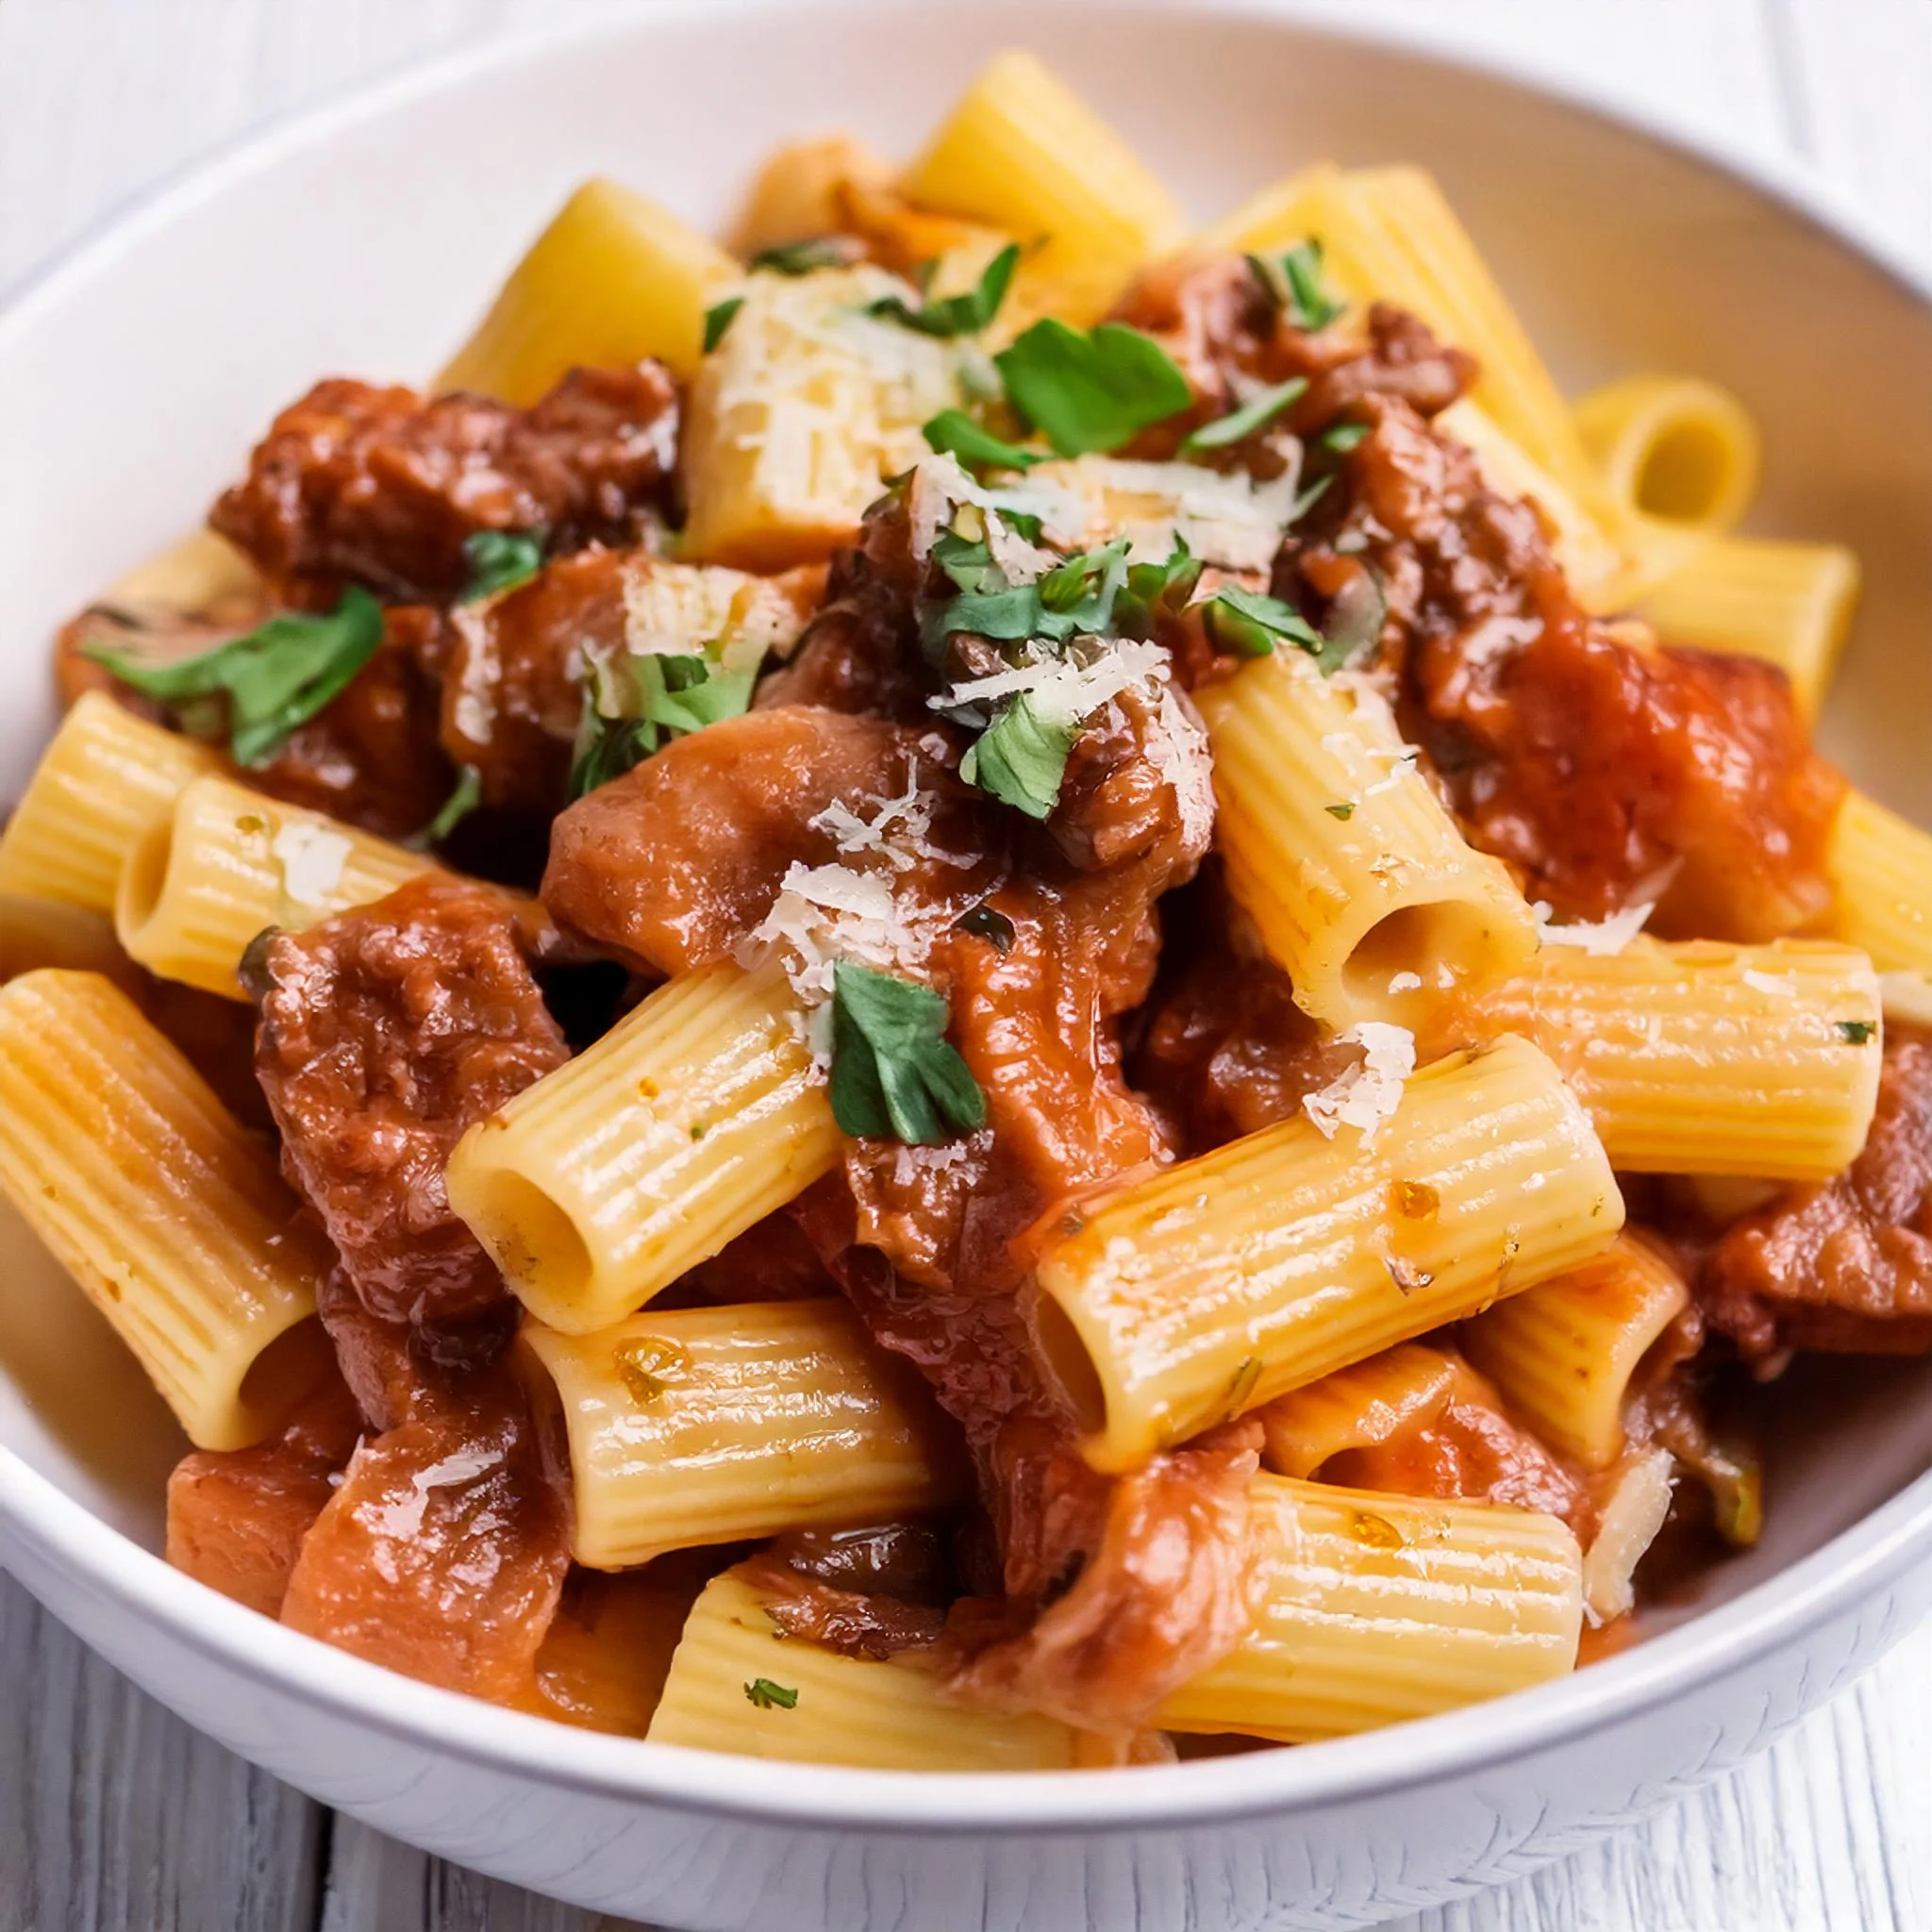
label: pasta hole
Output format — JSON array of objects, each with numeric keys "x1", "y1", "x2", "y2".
[
  {"x1": 1343, "y1": 901, "x2": 1500, "y2": 1019},
  {"x1": 469, "y1": 1171, "x2": 592, "y2": 1307},
  {"x1": 1636, "y1": 420, "x2": 1734, "y2": 524},
  {"x1": 236, "y1": 1314, "x2": 335, "y2": 1436},
  {"x1": 115, "y1": 821, "x2": 173, "y2": 947},
  {"x1": 1030, "y1": 1292, "x2": 1107, "y2": 1439}
]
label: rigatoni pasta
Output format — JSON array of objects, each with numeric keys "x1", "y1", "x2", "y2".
[{"x1": 1817, "y1": 789, "x2": 1932, "y2": 972}]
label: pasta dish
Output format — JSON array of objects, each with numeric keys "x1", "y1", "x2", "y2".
[{"x1": 1, "y1": 50, "x2": 1926, "y2": 1770}]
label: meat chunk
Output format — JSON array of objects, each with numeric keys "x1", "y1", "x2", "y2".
[
  {"x1": 1701, "y1": 1029, "x2": 1932, "y2": 1370},
  {"x1": 210, "y1": 366, "x2": 679, "y2": 606},
  {"x1": 164, "y1": 1374, "x2": 363, "y2": 1617},
  {"x1": 542, "y1": 705, "x2": 986, "y2": 976},
  {"x1": 1287, "y1": 396, "x2": 1842, "y2": 937},
  {"x1": 254, "y1": 874, "x2": 571, "y2": 1325}
]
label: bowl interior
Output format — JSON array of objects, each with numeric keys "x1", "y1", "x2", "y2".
[{"x1": 2, "y1": 0, "x2": 1929, "y2": 1641}]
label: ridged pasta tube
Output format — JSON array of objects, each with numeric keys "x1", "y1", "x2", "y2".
[
  {"x1": 437, "y1": 177, "x2": 741, "y2": 399},
  {"x1": 1470, "y1": 938, "x2": 1883, "y2": 1178},
  {"x1": 0, "y1": 971, "x2": 329, "y2": 1449},
  {"x1": 520, "y1": 1300, "x2": 961, "y2": 1567},
  {"x1": 647, "y1": 1568, "x2": 1090, "y2": 1770},
  {"x1": 1815, "y1": 790, "x2": 1932, "y2": 972},
  {"x1": 445, "y1": 958, "x2": 841, "y2": 1335},
  {"x1": 1461, "y1": 1234, "x2": 1690, "y2": 1469},
  {"x1": 115, "y1": 774, "x2": 435, "y2": 998},
  {"x1": 1256, "y1": 1342, "x2": 1459, "y2": 1480},
  {"x1": 0, "y1": 693, "x2": 220, "y2": 914},
  {"x1": 1029, "y1": 1034, "x2": 1623, "y2": 1472},
  {"x1": 1573, "y1": 374, "x2": 1761, "y2": 532},
  {"x1": 1158, "y1": 1474, "x2": 1584, "y2": 1743},
  {"x1": 1194, "y1": 650, "x2": 1539, "y2": 1030}
]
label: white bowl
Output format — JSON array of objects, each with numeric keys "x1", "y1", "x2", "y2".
[{"x1": 3, "y1": 5, "x2": 1930, "y2": 1926}]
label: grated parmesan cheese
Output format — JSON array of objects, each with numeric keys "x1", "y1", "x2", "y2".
[
  {"x1": 1532, "y1": 899, "x2": 1657, "y2": 957},
  {"x1": 931, "y1": 638, "x2": 1170, "y2": 728},
  {"x1": 1149, "y1": 683, "x2": 1216, "y2": 849},
  {"x1": 1303, "y1": 1022, "x2": 1418, "y2": 1145},
  {"x1": 1741, "y1": 968, "x2": 1800, "y2": 998},
  {"x1": 1388, "y1": 971, "x2": 1424, "y2": 994},
  {"x1": 808, "y1": 775, "x2": 939, "y2": 873},
  {"x1": 1027, "y1": 455, "x2": 1305, "y2": 571},
  {"x1": 621, "y1": 558, "x2": 811, "y2": 674},
  {"x1": 270, "y1": 821, "x2": 353, "y2": 907}
]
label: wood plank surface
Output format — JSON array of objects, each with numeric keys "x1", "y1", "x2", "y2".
[{"x1": 1, "y1": 1, "x2": 1928, "y2": 1928}]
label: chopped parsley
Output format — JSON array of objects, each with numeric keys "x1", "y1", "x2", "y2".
[
  {"x1": 959, "y1": 691, "x2": 1079, "y2": 821},
  {"x1": 749, "y1": 237, "x2": 856, "y2": 275},
  {"x1": 1249, "y1": 240, "x2": 1344, "y2": 331},
  {"x1": 1201, "y1": 584, "x2": 1324, "y2": 659},
  {"x1": 743, "y1": 1677, "x2": 799, "y2": 1711},
  {"x1": 458, "y1": 528, "x2": 544, "y2": 604},
  {"x1": 1320, "y1": 420, "x2": 1372, "y2": 454},
  {"x1": 702, "y1": 295, "x2": 744, "y2": 353},
  {"x1": 1838, "y1": 1019, "x2": 1878, "y2": 1044},
  {"x1": 84, "y1": 585, "x2": 384, "y2": 769},
  {"x1": 924, "y1": 534, "x2": 1127, "y2": 655},
  {"x1": 828, "y1": 960, "x2": 987, "y2": 1144},
  {"x1": 1324, "y1": 802, "x2": 1356, "y2": 820},
  {"x1": 1179, "y1": 375, "x2": 1308, "y2": 456},
  {"x1": 954, "y1": 903, "x2": 1016, "y2": 953},
  {"x1": 923, "y1": 408, "x2": 1041, "y2": 474},
  {"x1": 408, "y1": 765, "x2": 482, "y2": 850},
  {"x1": 993, "y1": 319, "x2": 1191, "y2": 457},
  {"x1": 569, "y1": 654, "x2": 756, "y2": 798},
  {"x1": 867, "y1": 243, "x2": 1019, "y2": 338},
  {"x1": 1113, "y1": 538, "x2": 1205, "y2": 640}
]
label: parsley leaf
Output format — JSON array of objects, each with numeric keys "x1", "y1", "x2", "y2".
[
  {"x1": 459, "y1": 528, "x2": 544, "y2": 604},
  {"x1": 1114, "y1": 538, "x2": 1206, "y2": 640},
  {"x1": 959, "y1": 692, "x2": 1079, "y2": 820},
  {"x1": 84, "y1": 586, "x2": 384, "y2": 769},
  {"x1": 702, "y1": 295, "x2": 744, "y2": 354},
  {"x1": 1201, "y1": 585, "x2": 1324, "y2": 659},
  {"x1": 867, "y1": 243, "x2": 1020, "y2": 338},
  {"x1": 923, "y1": 408, "x2": 1042, "y2": 473},
  {"x1": 1248, "y1": 240, "x2": 1344, "y2": 330},
  {"x1": 1180, "y1": 375, "x2": 1308, "y2": 455},
  {"x1": 749, "y1": 237, "x2": 856, "y2": 275},
  {"x1": 1324, "y1": 802, "x2": 1356, "y2": 820},
  {"x1": 1035, "y1": 538, "x2": 1130, "y2": 636},
  {"x1": 743, "y1": 1677, "x2": 799, "y2": 1710},
  {"x1": 828, "y1": 960, "x2": 987, "y2": 1144},
  {"x1": 1311, "y1": 571, "x2": 1387, "y2": 674},
  {"x1": 410, "y1": 765, "x2": 482, "y2": 849},
  {"x1": 1320, "y1": 420, "x2": 1371, "y2": 454},
  {"x1": 568, "y1": 654, "x2": 756, "y2": 798},
  {"x1": 993, "y1": 320, "x2": 1191, "y2": 457},
  {"x1": 1838, "y1": 1019, "x2": 1878, "y2": 1044}
]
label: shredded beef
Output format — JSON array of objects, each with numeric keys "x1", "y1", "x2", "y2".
[
  {"x1": 209, "y1": 366, "x2": 679, "y2": 606},
  {"x1": 254, "y1": 874, "x2": 570, "y2": 1325}
]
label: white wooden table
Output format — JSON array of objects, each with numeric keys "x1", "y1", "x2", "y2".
[{"x1": 2, "y1": 2, "x2": 1929, "y2": 1927}]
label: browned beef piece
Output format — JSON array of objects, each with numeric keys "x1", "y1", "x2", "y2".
[
  {"x1": 210, "y1": 365, "x2": 678, "y2": 605},
  {"x1": 253, "y1": 874, "x2": 570, "y2": 1325}
]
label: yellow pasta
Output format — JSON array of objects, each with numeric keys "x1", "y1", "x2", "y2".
[
  {"x1": 1158, "y1": 1475, "x2": 1583, "y2": 1743},
  {"x1": 446, "y1": 958, "x2": 841, "y2": 1335},
  {"x1": 648, "y1": 1568, "x2": 1088, "y2": 1769},
  {"x1": 1194, "y1": 649, "x2": 1539, "y2": 1030},
  {"x1": 1572, "y1": 374, "x2": 1761, "y2": 532},
  {"x1": 1880, "y1": 970, "x2": 1932, "y2": 1030},
  {"x1": 901, "y1": 49, "x2": 1186, "y2": 328},
  {"x1": 115, "y1": 774, "x2": 434, "y2": 998},
  {"x1": 1468, "y1": 938, "x2": 1882, "y2": 1178},
  {"x1": 0, "y1": 693, "x2": 221, "y2": 913},
  {"x1": 0, "y1": 892, "x2": 142, "y2": 989},
  {"x1": 1639, "y1": 536, "x2": 1859, "y2": 719},
  {"x1": 0, "y1": 971, "x2": 330, "y2": 1450},
  {"x1": 679, "y1": 263, "x2": 963, "y2": 571},
  {"x1": 1461, "y1": 1235, "x2": 1690, "y2": 1469},
  {"x1": 520, "y1": 1300, "x2": 960, "y2": 1567},
  {"x1": 1814, "y1": 789, "x2": 1932, "y2": 972},
  {"x1": 1256, "y1": 1342, "x2": 1457, "y2": 1480},
  {"x1": 437, "y1": 177, "x2": 741, "y2": 399},
  {"x1": 1029, "y1": 1034, "x2": 1623, "y2": 1472}
]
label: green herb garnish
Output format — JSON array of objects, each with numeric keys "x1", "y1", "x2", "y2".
[
  {"x1": 409, "y1": 765, "x2": 482, "y2": 849},
  {"x1": 954, "y1": 904, "x2": 1016, "y2": 953},
  {"x1": 993, "y1": 320, "x2": 1191, "y2": 457},
  {"x1": 743, "y1": 1678, "x2": 800, "y2": 1711},
  {"x1": 923, "y1": 408, "x2": 1042, "y2": 473},
  {"x1": 960, "y1": 692, "x2": 1079, "y2": 822},
  {"x1": 828, "y1": 960, "x2": 987, "y2": 1144},
  {"x1": 1324, "y1": 802, "x2": 1356, "y2": 820},
  {"x1": 568, "y1": 655, "x2": 756, "y2": 798},
  {"x1": 702, "y1": 295, "x2": 744, "y2": 353},
  {"x1": 1249, "y1": 240, "x2": 1344, "y2": 331},
  {"x1": 459, "y1": 528, "x2": 544, "y2": 604},
  {"x1": 1320, "y1": 420, "x2": 1371, "y2": 454},
  {"x1": 1838, "y1": 1019, "x2": 1878, "y2": 1044},
  {"x1": 1180, "y1": 375, "x2": 1308, "y2": 455},
  {"x1": 867, "y1": 243, "x2": 1019, "y2": 338},
  {"x1": 1201, "y1": 585, "x2": 1324, "y2": 659},
  {"x1": 84, "y1": 586, "x2": 384, "y2": 768},
  {"x1": 1113, "y1": 538, "x2": 1206, "y2": 640},
  {"x1": 749, "y1": 237, "x2": 854, "y2": 275}
]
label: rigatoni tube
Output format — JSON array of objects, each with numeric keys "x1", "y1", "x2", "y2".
[
  {"x1": 446, "y1": 958, "x2": 841, "y2": 1335},
  {"x1": 1817, "y1": 790, "x2": 1932, "y2": 973},
  {"x1": 1195, "y1": 651, "x2": 1538, "y2": 1031},
  {"x1": 0, "y1": 971, "x2": 329, "y2": 1449},
  {"x1": 115, "y1": 774, "x2": 435, "y2": 998},
  {"x1": 520, "y1": 1300, "x2": 961, "y2": 1567},
  {"x1": 1468, "y1": 938, "x2": 1882, "y2": 1179},
  {"x1": 647, "y1": 1568, "x2": 1090, "y2": 1770},
  {"x1": 1158, "y1": 1474, "x2": 1584, "y2": 1743},
  {"x1": 0, "y1": 692, "x2": 220, "y2": 914},
  {"x1": 1028, "y1": 1033, "x2": 1623, "y2": 1472},
  {"x1": 1461, "y1": 1234, "x2": 1690, "y2": 1470}
]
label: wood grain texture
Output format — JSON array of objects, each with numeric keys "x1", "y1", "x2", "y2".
[{"x1": 1, "y1": 1, "x2": 1930, "y2": 1928}]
